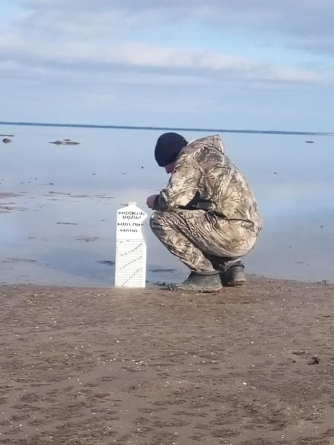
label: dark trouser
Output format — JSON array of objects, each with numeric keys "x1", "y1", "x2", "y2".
[{"x1": 150, "y1": 209, "x2": 259, "y2": 272}]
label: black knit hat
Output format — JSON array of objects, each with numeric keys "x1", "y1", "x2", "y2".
[{"x1": 154, "y1": 132, "x2": 188, "y2": 167}]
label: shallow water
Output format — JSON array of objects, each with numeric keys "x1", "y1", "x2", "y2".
[{"x1": 0, "y1": 124, "x2": 333, "y2": 286}]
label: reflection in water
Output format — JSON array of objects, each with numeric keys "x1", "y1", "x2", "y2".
[{"x1": 0, "y1": 124, "x2": 333, "y2": 286}]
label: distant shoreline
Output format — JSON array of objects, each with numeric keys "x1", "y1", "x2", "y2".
[{"x1": 0, "y1": 121, "x2": 332, "y2": 136}]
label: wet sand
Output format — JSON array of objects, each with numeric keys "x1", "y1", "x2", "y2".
[{"x1": 1, "y1": 278, "x2": 334, "y2": 444}]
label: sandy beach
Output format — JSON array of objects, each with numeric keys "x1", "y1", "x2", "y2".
[{"x1": 1, "y1": 278, "x2": 333, "y2": 444}]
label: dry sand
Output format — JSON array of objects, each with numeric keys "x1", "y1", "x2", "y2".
[{"x1": 0, "y1": 278, "x2": 333, "y2": 445}]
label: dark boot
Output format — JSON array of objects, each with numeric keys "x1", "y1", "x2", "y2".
[
  {"x1": 167, "y1": 270, "x2": 222, "y2": 292},
  {"x1": 220, "y1": 263, "x2": 246, "y2": 287}
]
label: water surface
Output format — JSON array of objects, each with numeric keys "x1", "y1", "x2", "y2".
[{"x1": 0, "y1": 124, "x2": 332, "y2": 286}]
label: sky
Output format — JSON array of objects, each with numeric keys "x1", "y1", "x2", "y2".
[{"x1": 0, "y1": 0, "x2": 334, "y2": 131}]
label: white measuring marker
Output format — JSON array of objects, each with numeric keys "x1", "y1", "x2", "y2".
[{"x1": 115, "y1": 202, "x2": 148, "y2": 288}]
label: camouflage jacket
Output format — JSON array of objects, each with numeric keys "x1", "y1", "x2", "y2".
[{"x1": 154, "y1": 135, "x2": 263, "y2": 232}]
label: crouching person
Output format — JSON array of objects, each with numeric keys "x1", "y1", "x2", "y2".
[{"x1": 146, "y1": 133, "x2": 263, "y2": 292}]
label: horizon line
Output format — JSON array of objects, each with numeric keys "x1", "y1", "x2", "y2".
[{"x1": 0, "y1": 121, "x2": 333, "y2": 137}]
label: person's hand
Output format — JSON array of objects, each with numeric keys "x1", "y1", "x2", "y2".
[{"x1": 146, "y1": 194, "x2": 159, "y2": 209}]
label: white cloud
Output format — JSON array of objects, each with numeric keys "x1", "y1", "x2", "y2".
[
  {"x1": 0, "y1": 60, "x2": 20, "y2": 71},
  {"x1": 1, "y1": 0, "x2": 333, "y2": 128},
  {"x1": 0, "y1": 30, "x2": 327, "y2": 87},
  {"x1": 0, "y1": 0, "x2": 329, "y2": 90},
  {"x1": 267, "y1": 67, "x2": 324, "y2": 84},
  {"x1": 15, "y1": 0, "x2": 334, "y2": 56}
]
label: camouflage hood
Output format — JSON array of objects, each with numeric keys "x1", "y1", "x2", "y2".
[
  {"x1": 188, "y1": 134, "x2": 225, "y2": 155},
  {"x1": 154, "y1": 135, "x2": 263, "y2": 232}
]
